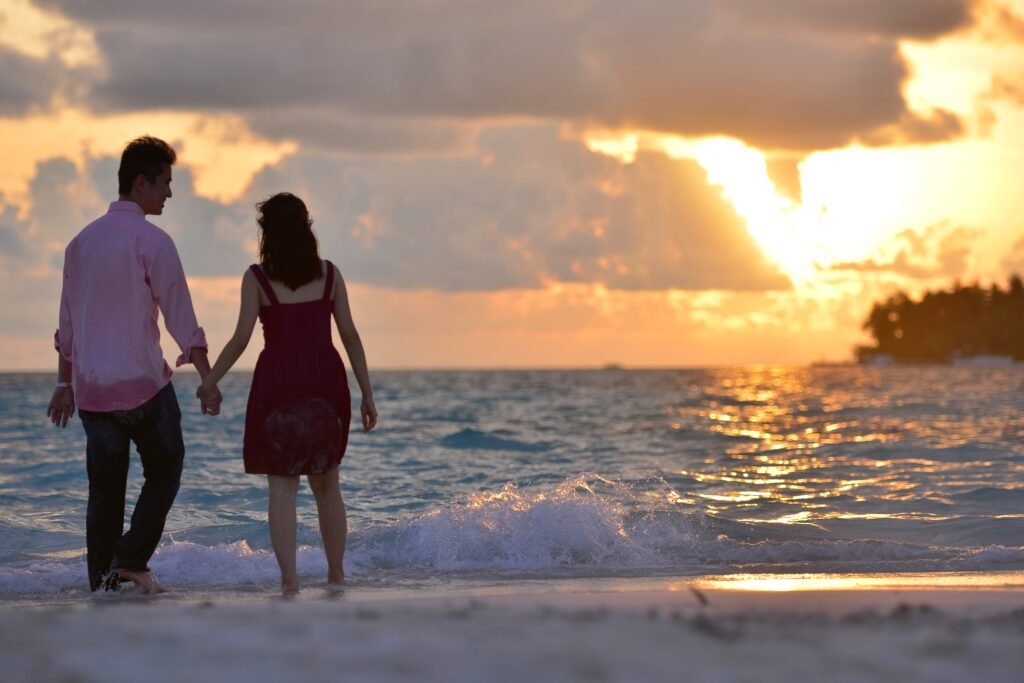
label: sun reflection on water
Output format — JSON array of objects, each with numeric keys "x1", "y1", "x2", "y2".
[{"x1": 667, "y1": 366, "x2": 1024, "y2": 527}]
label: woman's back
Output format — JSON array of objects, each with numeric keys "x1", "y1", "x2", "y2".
[
  {"x1": 256, "y1": 261, "x2": 332, "y2": 306},
  {"x1": 251, "y1": 261, "x2": 335, "y2": 352}
]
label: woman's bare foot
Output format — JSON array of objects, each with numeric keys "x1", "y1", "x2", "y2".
[
  {"x1": 118, "y1": 569, "x2": 167, "y2": 594},
  {"x1": 281, "y1": 580, "x2": 300, "y2": 596}
]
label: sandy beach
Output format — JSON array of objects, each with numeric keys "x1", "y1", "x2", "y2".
[{"x1": 3, "y1": 574, "x2": 1023, "y2": 683}]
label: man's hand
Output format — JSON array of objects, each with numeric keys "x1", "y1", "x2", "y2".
[
  {"x1": 47, "y1": 386, "x2": 75, "y2": 428},
  {"x1": 361, "y1": 395, "x2": 378, "y2": 432},
  {"x1": 196, "y1": 381, "x2": 222, "y2": 416}
]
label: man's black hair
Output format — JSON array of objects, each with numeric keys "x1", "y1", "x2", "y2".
[{"x1": 118, "y1": 136, "x2": 176, "y2": 196}]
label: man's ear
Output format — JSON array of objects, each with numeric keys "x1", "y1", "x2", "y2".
[{"x1": 132, "y1": 173, "x2": 147, "y2": 193}]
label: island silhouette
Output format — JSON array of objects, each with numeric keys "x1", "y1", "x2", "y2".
[{"x1": 857, "y1": 275, "x2": 1024, "y2": 364}]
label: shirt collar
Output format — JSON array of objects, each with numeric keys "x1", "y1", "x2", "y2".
[{"x1": 108, "y1": 201, "x2": 145, "y2": 216}]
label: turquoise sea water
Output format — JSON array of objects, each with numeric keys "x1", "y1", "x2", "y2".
[{"x1": 2, "y1": 367, "x2": 1023, "y2": 598}]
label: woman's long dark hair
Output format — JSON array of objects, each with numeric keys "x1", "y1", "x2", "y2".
[{"x1": 257, "y1": 192, "x2": 321, "y2": 290}]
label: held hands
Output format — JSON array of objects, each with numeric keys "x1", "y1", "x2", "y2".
[
  {"x1": 361, "y1": 395, "x2": 378, "y2": 432},
  {"x1": 196, "y1": 380, "x2": 222, "y2": 416},
  {"x1": 47, "y1": 386, "x2": 75, "y2": 428}
]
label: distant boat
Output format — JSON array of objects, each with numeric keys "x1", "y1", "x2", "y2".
[{"x1": 950, "y1": 354, "x2": 1016, "y2": 367}]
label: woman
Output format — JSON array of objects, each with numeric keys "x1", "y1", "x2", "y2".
[{"x1": 198, "y1": 192, "x2": 377, "y2": 593}]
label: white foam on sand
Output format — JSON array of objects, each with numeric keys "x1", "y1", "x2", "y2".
[
  {"x1": 4, "y1": 473, "x2": 1024, "y2": 594},
  {"x1": 1, "y1": 581, "x2": 1023, "y2": 683}
]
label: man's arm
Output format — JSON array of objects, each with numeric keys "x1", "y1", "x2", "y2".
[
  {"x1": 49, "y1": 252, "x2": 76, "y2": 427},
  {"x1": 47, "y1": 352, "x2": 75, "y2": 428},
  {"x1": 148, "y1": 236, "x2": 220, "y2": 414},
  {"x1": 149, "y1": 237, "x2": 208, "y2": 366}
]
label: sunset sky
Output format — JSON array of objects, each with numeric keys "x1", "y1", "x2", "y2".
[{"x1": 3, "y1": 0, "x2": 1024, "y2": 369}]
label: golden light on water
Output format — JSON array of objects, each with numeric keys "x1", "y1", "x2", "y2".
[{"x1": 662, "y1": 366, "x2": 1024, "y2": 527}]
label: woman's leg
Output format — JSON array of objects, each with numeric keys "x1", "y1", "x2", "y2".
[
  {"x1": 307, "y1": 466, "x2": 347, "y2": 584},
  {"x1": 267, "y1": 474, "x2": 301, "y2": 592}
]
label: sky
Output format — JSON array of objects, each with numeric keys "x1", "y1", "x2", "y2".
[{"x1": 2, "y1": 0, "x2": 1024, "y2": 369}]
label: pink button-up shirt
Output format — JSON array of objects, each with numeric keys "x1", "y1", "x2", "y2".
[{"x1": 55, "y1": 201, "x2": 207, "y2": 411}]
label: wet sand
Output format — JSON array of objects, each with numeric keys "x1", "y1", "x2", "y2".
[{"x1": 3, "y1": 573, "x2": 1023, "y2": 682}]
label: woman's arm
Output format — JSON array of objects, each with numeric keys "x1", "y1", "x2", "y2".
[
  {"x1": 331, "y1": 264, "x2": 377, "y2": 432},
  {"x1": 198, "y1": 270, "x2": 261, "y2": 398}
]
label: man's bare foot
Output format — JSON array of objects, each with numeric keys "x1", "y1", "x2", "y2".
[
  {"x1": 118, "y1": 569, "x2": 167, "y2": 594},
  {"x1": 281, "y1": 581, "x2": 300, "y2": 596}
]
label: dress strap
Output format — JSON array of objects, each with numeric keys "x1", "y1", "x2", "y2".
[
  {"x1": 322, "y1": 260, "x2": 335, "y2": 300},
  {"x1": 250, "y1": 264, "x2": 280, "y2": 305}
]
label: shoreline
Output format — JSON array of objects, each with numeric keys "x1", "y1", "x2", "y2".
[
  {"x1": 5, "y1": 569, "x2": 1024, "y2": 608},
  {"x1": 3, "y1": 572, "x2": 1023, "y2": 682}
]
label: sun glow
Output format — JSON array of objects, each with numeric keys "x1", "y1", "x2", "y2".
[
  {"x1": 583, "y1": 129, "x2": 947, "y2": 289},
  {"x1": 585, "y1": 131, "x2": 827, "y2": 285},
  {"x1": 684, "y1": 138, "x2": 819, "y2": 285}
]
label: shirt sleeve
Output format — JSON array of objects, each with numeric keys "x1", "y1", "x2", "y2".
[
  {"x1": 148, "y1": 235, "x2": 208, "y2": 367},
  {"x1": 55, "y1": 250, "x2": 73, "y2": 361}
]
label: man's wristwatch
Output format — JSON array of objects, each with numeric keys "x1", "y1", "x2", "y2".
[{"x1": 55, "y1": 381, "x2": 71, "y2": 389}]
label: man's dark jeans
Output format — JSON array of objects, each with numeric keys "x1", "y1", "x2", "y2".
[{"x1": 79, "y1": 382, "x2": 184, "y2": 591}]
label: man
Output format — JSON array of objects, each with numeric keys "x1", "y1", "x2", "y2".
[{"x1": 46, "y1": 136, "x2": 222, "y2": 594}]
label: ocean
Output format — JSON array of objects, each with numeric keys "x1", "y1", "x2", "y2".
[{"x1": 2, "y1": 366, "x2": 1024, "y2": 602}]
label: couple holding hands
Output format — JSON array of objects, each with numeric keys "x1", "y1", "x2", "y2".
[{"x1": 48, "y1": 136, "x2": 376, "y2": 594}]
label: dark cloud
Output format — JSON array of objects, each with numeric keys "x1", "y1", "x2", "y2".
[
  {"x1": 246, "y1": 125, "x2": 790, "y2": 291},
  {"x1": 39, "y1": 0, "x2": 972, "y2": 152},
  {"x1": 829, "y1": 223, "x2": 978, "y2": 280},
  {"x1": 0, "y1": 46, "x2": 59, "y2": 115},
  {"x1": 589, "y1": 33, "x2": 919, "y2": 149},
  {"x1": 154, "y1": 166, "x2": 254, "y2": 277},
  {"x1": 246, "y1": 110, "x2": 478, "y2": 155},
  {"x1": 34, "y1": 0, "x2": 459, "y2": 29},
  {"x1": 861, "y1": 107, "x2": 966, "y2": 146},
  {"x1": 0, "y1": 199, "x2": 32, "y2": 262},
  {"x1": 28, "y1": 157, "x2": 98, "y2": 245},
  {"x1": 720, "y1": 0, "x2": 977, "y2": 40}
]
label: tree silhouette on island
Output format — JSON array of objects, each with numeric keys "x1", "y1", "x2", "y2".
[{"x1": 857, "y1": 275, "x2": 1024, "y2": 364}]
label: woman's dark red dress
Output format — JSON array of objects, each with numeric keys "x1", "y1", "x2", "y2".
[{"x1": 243, "y1": 261, "x2": 351, "y2": 475}]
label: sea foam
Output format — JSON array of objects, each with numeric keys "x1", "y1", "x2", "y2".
[{"x1": 3, "y1": 475, "x2": 1024, "y2": 595}]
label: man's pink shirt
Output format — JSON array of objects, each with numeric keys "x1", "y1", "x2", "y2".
[{"x1": 55, "y1": 201, "x2": 207, "y2": 411}]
